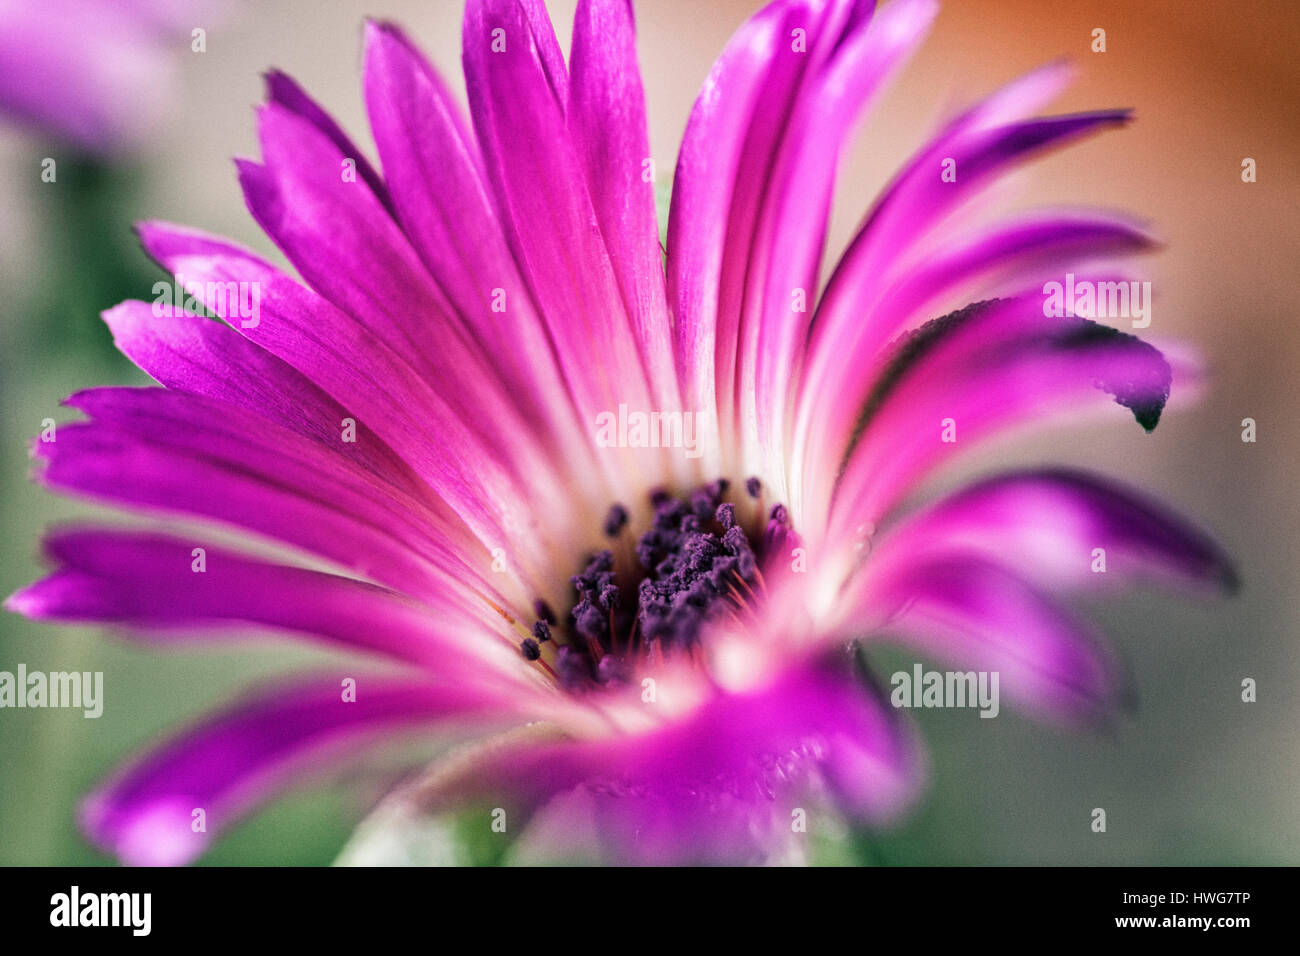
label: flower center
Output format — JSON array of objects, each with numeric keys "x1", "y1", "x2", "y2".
[{"x1": 520, "y1": 478, "x2": 793, "y2": 690}]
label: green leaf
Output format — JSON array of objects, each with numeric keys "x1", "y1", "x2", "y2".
[{"x1": 654, "y1": 174, "x2": 674, "y2": 255}]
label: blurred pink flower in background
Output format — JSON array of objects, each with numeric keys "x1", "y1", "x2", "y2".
[{"x1": 0, "y1": 0, "x2": 223, "y2": 152}]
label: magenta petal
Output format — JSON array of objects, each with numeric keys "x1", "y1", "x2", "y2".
[
  {"x1": 878, "y1": 213, "x2": 1156, "y2": 331},
  {"x1": 246, "y1": 101, "x2": 506, "y2": 405},
  {"x1": 698, "y1": 0, "x2": 832, "y2": 466},
  {"x1": 568, "y1": 0, "x2": 677, "y2": 409},
  {"x1": 826, "y1": 289, "x2": 1173, "y2": 534},
  {"x1": 362, "y1": 20, "x2": 494, "y2": 322},
  {"x1": 244, "y1": 98, "x2": 589, "y2": 499},
  {"x1": 426, "y1": 664, "x2": 923, "y2": 863},
  {"x1": 516, "y1": 0, "x2": 570, "y2": 109},
  {"x1": 671, "y1": 0, "x2": 933, "y2": 482},
  {"x1": 667, "y1": 1, "x2": 785, "y2": 468},
  {"x1": 462, "y1": 0, "x2": 653, "y2": 419},
  {"x1": 795, "y1": 212, "x2": 1155, "y2": 517},
  {"x1": 869, "y1": 468, "x2": 1237, "y2": 594},
  {"x1": 746, "y1": 0, "x2": 937, "y2": 489},
  {"x1": 361, "y1": 22, "x2": 602, "y2": 489},
  {"x1": 80, "y1": 677, "x2": 513, "y2": 866},
  {"x1": 9, "y1": 527, "x2": 530, "y2": 689},
  {"x1": 133, "y1": 221, "x2": 580, "y2": 600},
  {"x1": 135, "y1": 217, "x2": 509, "y2": 493},
  {"x1": 796, "y1": 64, "x2": 1131, "y2": 516},
  {"x1": 102, "y1": 298, "x2": 421, "y2": 495},
  {"x1": 814, "y1": 109, "x2": 1133, "y2": 366},
  {"x1": 515, "y1": 777, "x2": 800, "y2": 865},
  {"x1": 859, "y1": 554, "x2": 1122, "y2": 723},
  {"x1": 32, "y1": 386, "x2": 516, "y2": 608},
  {"x1": 264, "y1": 69, "x2": 392, "y2": 212}
]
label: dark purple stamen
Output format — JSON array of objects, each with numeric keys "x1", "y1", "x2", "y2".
[
  {"x1": 569, "y1": 550, "x2": 625, "y2": 650},
  {"x1": 635, "y1": 480, "x2": 756, "y2": 649},
  {"x1": 520, "y1": 638, "x2": 541, "y2": 661},
  {"x1": 690, "y1": 489, "x2": 715, "y2": 520},
  {"x1": 555, "y1": 645, "x2": 591, "y2": 689},
  {"x1": 763, "y1": 503, "x2": 793, "y2": 561},
  {"x1": 603, "y1": 503, "x2": 629, "y2": 537},
  {"x1": 533, "y1": 599, "x2": 557, "y2": 626},
  {"x1": 745, "y1": 476, "x2": 762, "y2": 498},
  {"x1": 596, "y1": 655, "x2": 624, "y2": 685},
  {"x1": 549, "y1": 479, "x2": 783, "y2": 688}
]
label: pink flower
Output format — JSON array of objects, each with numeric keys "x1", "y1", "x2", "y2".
[
  {"x1": 0, "y1": 0, "x2": 220, "y2": 152},
  {"x1": 9, "y1": 0, "x2": 1233, "y2": 865}
]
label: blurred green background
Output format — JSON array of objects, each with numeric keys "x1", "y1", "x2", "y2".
[{"x1": 1, "y1": 0, "x2": 1296, "y2": 865}]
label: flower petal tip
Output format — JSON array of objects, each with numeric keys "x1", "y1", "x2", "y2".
[
  {"x1": 3, "y1": 588, "x2": 38, "y2": 618},
  {"x1": 79, "y1": 792, "x2": 207, "y2": 868},
  {"x1": 1217, "y1": 559, "x2": 1242, "y2": 596}
]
